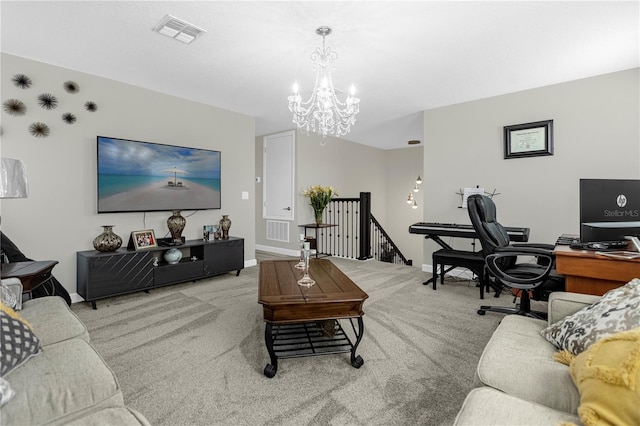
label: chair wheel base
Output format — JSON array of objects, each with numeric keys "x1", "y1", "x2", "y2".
[{"x1": 477, "y1": 309, "x2": 486, "y2": 315}]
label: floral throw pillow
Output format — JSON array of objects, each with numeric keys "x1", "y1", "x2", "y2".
[{"x1": 540, "y1": 278, "x2": 640, "y2": 355}]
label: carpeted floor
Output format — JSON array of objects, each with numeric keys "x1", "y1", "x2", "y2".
[{"x1": 72, "y1": 253, "x2": 538, "y2": 425}]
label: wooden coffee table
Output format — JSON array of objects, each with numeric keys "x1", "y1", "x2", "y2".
[{"x1": 258, "y1": 258, "x2": 368, "y2": 378}]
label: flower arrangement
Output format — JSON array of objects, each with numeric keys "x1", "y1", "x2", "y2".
[{"x1": 303, "y1": 185, "x2": 338, "y2": 224}]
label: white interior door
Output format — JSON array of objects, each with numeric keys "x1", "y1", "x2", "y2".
[{"x1": 263, "y1": 130, "x2": 295, "y2": 221}]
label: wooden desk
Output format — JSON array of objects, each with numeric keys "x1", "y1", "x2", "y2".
[
  {"x1": 554, "y1": 245, "x2": 640, "y2": 295},
  {"x1": 1, "y1": 260, "x2": 59, "y2": 293}
]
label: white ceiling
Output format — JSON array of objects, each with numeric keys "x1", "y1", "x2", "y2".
[{"x1": 2, "y1": 1, "x2": 638, "y2": 149}]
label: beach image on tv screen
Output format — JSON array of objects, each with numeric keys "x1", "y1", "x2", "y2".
[{"x1": 97, "y1": 137, "x2": 221, "y2": 212}]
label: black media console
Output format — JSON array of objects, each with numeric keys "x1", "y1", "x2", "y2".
[{"x1": 77, "y1": 237, "x2": 244, "y2": 309}]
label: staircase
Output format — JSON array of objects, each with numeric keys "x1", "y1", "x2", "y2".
[{"x1": 313, "y1": 192, "x2": 412, "y2": 265}]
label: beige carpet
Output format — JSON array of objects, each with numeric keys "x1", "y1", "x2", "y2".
[{"x1": 72, "y1": 254, "x2": 537, "y2": 425}]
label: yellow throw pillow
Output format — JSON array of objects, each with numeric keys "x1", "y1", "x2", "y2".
[
  {"x1": 570, "y1": 327, "x2": 640, "y2": 426},
  {"x1": 0, "y1": 301, "x2": 33, "y2": 329}
]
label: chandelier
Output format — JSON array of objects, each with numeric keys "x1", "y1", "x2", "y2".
[{"x1": 288, "y1": 26, "x2": 360, "y2": 139}]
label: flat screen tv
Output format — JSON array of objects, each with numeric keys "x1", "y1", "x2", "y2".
[{"x1": 97, "y1": 136, "x2": 221, "y2": 213}]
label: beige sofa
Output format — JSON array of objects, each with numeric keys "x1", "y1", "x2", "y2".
[
  {"x1": 1, "y1": 278, "x2": 150, "y2": 425},
  {"x1": 454, "y1": 291, "x2": 601, "y2": 425}
]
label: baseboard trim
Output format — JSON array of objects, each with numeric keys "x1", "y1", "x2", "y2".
[
  {"x1": 70, "y1": 293, "x2": 84, "y2": 304},
  {"x1": 255, "y1": 244, "x2": 299, "y2": 257}
]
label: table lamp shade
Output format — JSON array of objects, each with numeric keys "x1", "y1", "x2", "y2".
[{"x1": 0, "y1": 158, "x2": 29, "y2": 198}]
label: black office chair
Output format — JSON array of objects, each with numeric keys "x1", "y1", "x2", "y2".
[{"x1": 467, "y1": 194, "x2": 564, "y2": 319}]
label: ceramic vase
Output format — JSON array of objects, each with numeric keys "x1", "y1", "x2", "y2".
[
  {"x1": 167, "y1": 210, "x2": 186, "y2": 244},
  {"x1": 93, "y1": 225, "x2": 122, "y2": 252},
  {"x1": 163, "y1": 248, "x2": 183, "y2": 264},
  {"x1": 219, "y1": 215, "x2": 232, "y2": 239}
]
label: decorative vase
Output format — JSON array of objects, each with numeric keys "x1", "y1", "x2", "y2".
[
  {"x1": 163, "y1": 248, "x2": 183, "y2": 265},
  {"x1": 219, "y1": 215, "x2": 232, "y2": 239},
  {"x1": 167, "y1": 210, "x2": 186, "y2": 244},
  {"x1": 314, "y1": 207, "x2": 324, "y2": 225},
  {"x1": 93, "y1": 225, "x2": 122, "y2": 252}
]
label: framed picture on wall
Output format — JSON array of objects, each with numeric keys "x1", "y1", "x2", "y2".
[{"x1": 503, "y1": 119, "x2": 553, "y2": 159}]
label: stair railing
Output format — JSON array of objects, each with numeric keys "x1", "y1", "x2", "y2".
[
  {"x1": 314, "y1": 192, "x2": 411, "y2": 265},
  {"x1": 370, "y1": 214, "x2": 412, "y2": 265}
]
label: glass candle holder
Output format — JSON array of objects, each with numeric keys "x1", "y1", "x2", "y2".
[
  {"x1": 294, "y1": 234, "x2": 306, "y2": 269},
  {"x1": 297, "y1": 248, "x2": 315, "y2": 287}
]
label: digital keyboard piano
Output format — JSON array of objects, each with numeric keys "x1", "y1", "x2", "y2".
[
  {"x1": 409, "y1": 222, "x2": 530, "y2": 250},
  {"x1": 409, "y1": 222, "x2": 530, "y2": 290}
]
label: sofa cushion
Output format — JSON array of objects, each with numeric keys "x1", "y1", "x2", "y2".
[
  {"x1": 21, "y1": 296, "x2": 89, "y2": 346},
  {"x1": 570, "y1": 327, "x2": 640, "y2": 426},
  {"x1": 453, "y1": 387, "x2": 581, "y2": 426},
  {"x1": 0, "y1": 302, "x2": 41, "y2": 376},
  {"x1": 65, "y1": 407, "x2": 151, "y2": 426},
  {"x1": 1, "y1": 338, "x2": 124, "y2": 426},
  {"x1": 547, "y1": 291, "x2": 601, "y2": 325},
  {"x1": 477, "y1": 314, "x2": 581, "y2": 413},
  {"x1": 0, "y1": 377, "x2": 15, "y2": 407},
  {"x1": 540, "y1": 278, "x2": 640, "y2": 355}
]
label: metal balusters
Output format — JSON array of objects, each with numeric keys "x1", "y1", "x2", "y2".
[{"x1": 326, "y1": 192, "x2": 411, "y2": 265}]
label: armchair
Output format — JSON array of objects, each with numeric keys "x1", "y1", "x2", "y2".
[{"x1": 467, "y1": 194, "x2": 564, "y2": 318}]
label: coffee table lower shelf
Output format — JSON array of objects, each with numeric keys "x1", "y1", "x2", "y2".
[{"x1": 263, "y1": 317, "x2": 364, "y2": 378}]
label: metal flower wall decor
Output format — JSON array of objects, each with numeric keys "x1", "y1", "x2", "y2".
[
  {"x1": 12, "y1": 74, "x2": 32, "y2": 89},
  {"x1": 62, "y1": 113, "x2": 77, "y2": 124},
  {"x1": 4, "y1": 72, "x2": 99, "y2": 138},
  {"x1": 37, "y1": 93, "x2": 58, "y2": 110},
  {"x1": 3, "y1": 99, "x2": 27, "y2": 116},
  {"x1": 63, "y1": 81, "x2": 79, "y2": 94},
  {"x1": 28, "y1": 122, "x2": 50, "y2": 138}
]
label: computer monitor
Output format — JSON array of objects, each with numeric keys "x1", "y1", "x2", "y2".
[{"x1": 579, "y1": 179, "x2": 640, "y2": 242}]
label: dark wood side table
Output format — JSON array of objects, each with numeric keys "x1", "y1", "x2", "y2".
[
  {"x1": 1, "y1": 260, "x2": 59, "y2": 294},
  {"x1": 299, "y1": 223, "x2": 338, "y2": 258}
]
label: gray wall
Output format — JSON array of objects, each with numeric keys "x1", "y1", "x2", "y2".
[
  {"x1": 254, "y1": 131, "x2": 424, "y2": 265},
  {"x1": 421, "y1": 68, "x2": 640, "y2": 267},
  {"x1": 255, "y1": 131, "x2": 384, "y2": 251},
  {"x1": 383, "y1": 145, "x2": 425, "y2": 266},
  {"x1": 2, "y1": 53, "x2": 637, "y2": 297},
  {"x1": 1, "y1": 53, "x2": 256, "y2": 299}
]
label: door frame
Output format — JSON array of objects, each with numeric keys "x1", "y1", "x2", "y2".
[{"x1": 262, "y1": 130, "x2": 296, "y2": 221}]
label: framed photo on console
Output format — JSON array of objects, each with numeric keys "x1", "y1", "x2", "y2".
[
  {"x1": 503, "y1": 119, "x2": 553, "y2": 159},
  {"x1": 130, "y1": 229, "x2": 158, "y2": 250},
  {"x1": 203, "y1": 225, "x2": 219, "y2": 241}
]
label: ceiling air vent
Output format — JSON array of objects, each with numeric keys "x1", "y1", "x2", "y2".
[{"x1": 153, "y1": 15, "x2": 206, "y2": 44}]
